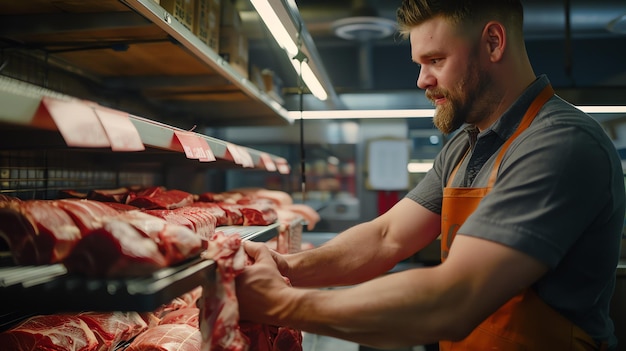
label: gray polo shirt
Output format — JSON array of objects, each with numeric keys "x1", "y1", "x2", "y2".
[{"x1": 406, "y1": 75, "x2": 625, "y2": 347}]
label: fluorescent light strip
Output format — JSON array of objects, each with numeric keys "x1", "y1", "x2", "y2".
[
  {"x1": 288, "y1": 105, "x2": 626, "y2": 120},
  {"x1": 249, "y1": 0, "x2": 298, "y2": 56},
  {"x1": 578, "y1": 106, "x2": 626, "y2": 113},
  {"x1": 290, "y1": 60, "x2": 328, "y2": 101},
  {"x1": 288, "y1": 109, "x2": 435, "y2": 120},
  {"x1": 407, "y1": 162, "x2": 434, "y2": 173},
  {"x1": 249, "y1": 0, "x2": 328, "y2": 101}
]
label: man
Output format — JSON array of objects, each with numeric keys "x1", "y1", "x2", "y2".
[{"x1": 235, "y1": 0, "x2": 625, "y2": 350}]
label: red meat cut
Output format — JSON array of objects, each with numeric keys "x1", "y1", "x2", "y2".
[
  {"x1": 127, "y1": 324, "x2": 202, "y2": 351},
  {"x1": 77, "y1": 311, "x2": 148, "y2": 351},
  {"x1": 63, "y1": 217, "x2": 168, "y2": 278},
  {"x1": 159, "y1": 307, "x2": 200, "y2": 328},
  {"x1": 115, "y1": 210, "x2": 205, "y2": 264},
  {"x1": 0, "y1": 314, "x2": 99, "y2": 351},
  {"x1": 215, "y1": 203, "x2": 244, "y2": 225},
  {"x1": 239, "y1": 203, "x2": 278, "y2": 226},
  {"x1": 0, "y1": 199, "x2": 81, "y2": 264},
  {"x1": 190, "y1": 202, "x2": 229, "y2": 226},
  {"x1": 128, "y1": 189, "x2": 194, "y2": 210},
  {"x1": 199, "y1": 231, "x2": 248, "y2": 351},
  {"x1": 87, "y1": 187, "x2": 131, "y2": 203},
  {"x1": 53, "y1": 199, "x2": 119, "y2": 235}
]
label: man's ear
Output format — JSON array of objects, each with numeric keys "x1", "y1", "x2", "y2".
[{"x1": 483, "y1": 21, "x2": 506, "y2": 62}]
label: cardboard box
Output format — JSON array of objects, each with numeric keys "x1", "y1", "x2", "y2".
[
  {"x1": 161, "y1": 0, "x2": 195, "y2": 31},
  {"x1": 220, "y1": 0, "x2": 241, "y2": 29},
  {"x1": 194, "y1": 0, "x2": 220, "y2": 51},
  {"x1": 219, "y1": 26, "x2": 248, "y2": 78},
  {"x1": 261, "y1": 69, "x2": 284, "y2": 104}
]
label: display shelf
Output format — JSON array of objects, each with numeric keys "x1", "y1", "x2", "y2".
[
  {"x1": 0, "y1": 223, "x2": 278, "y2": 316},
  {"x1": 0, "y1": 75, "x2": 290, "y2": 174},
  {"x1": 121, "y1": 0, "x2": 293, "y2": 122}
]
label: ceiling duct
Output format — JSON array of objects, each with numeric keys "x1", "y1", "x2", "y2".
[
  {"x1": 331, "y1": 0, "x2": 397, "y2": 90},
  {"x1": 331, "y1": 4, "x2": 396, "y2": 42}
]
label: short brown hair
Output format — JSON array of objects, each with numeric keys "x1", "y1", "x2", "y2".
[{"x1": 396, "y1": 0, "x2": 524, "y2": 39}]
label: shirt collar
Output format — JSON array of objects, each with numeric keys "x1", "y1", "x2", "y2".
[{"x1": 463, "y1": 75, "x2": 551, "y2": 142}]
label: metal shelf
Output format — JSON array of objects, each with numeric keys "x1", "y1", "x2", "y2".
[
  {"x1": 0, "y1": 75, "x2": 290, "y2": 174},
  {"x1": 0, "y1": 223, "x2": 278, "y2": 315}
]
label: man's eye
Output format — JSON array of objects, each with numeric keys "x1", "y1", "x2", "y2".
[{"x1": 431, "y1": 58, "x2": 441, "y2": 64}]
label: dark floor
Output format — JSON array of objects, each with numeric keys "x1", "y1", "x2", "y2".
[{"x1": 302, "y1": 333, "x2": 437, "y2": 351}]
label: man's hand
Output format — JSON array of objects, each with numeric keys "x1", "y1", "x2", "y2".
[{"x1": 236, "y1": 241, "x2": 292, "y2": 324}]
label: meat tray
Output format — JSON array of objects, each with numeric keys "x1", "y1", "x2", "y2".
[{"x1": 0, "y1": 224, "x2": 278, "y2": 320}]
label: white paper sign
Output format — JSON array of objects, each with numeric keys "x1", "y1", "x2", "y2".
[{"x1": 367, "y1": 139, "x2": 409, "y2": 190}]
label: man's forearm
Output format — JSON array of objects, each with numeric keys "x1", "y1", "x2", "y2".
[
  {"x1": 284, "y1": 220, "x2": 401, "y2": 287},
  {"x1": 275, "y1": 266, "x2": 462, "y2": 348}
]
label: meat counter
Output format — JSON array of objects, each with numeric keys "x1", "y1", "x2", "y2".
[{"x1": 0, "y1": 75, "x2": 305, "y2": 348}]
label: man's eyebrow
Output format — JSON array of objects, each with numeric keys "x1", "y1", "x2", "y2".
[{"x1": 414, "y1": 50, "x2": 441, "y2": 63}]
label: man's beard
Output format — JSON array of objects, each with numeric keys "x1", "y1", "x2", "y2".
[{"x1": 428, "y1": 62, "x2": 492, "y2": 135}]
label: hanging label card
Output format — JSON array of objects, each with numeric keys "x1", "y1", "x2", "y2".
[
  {"x1": 196, "y1": 136, "x2": 216, "y2": 162},
  {"x1": 226, "y1": 143, "x2": 245, "y2": 165},
  {"x1": 260, "y1": 153, "x2": 277, "y2": 171},
  {"x1": 237, "y1": 146, "x2": 254, "y2": 168},
  {"x1": 93, "y1": 106, "x2": 145, "y2": 151},
  {"x1": 41, "y1": 96, "x2": 110, "y2": 148},
  {"x1": 174, "y1": 131, "x2": 215, "y2": 162},
  {"x1": 275, "y1": 157, "x2": 290, "y2": 174}
]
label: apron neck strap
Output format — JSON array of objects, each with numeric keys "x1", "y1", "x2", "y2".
[{"x1": 446, "y1": 84, "x2": 555, "y2": 188}]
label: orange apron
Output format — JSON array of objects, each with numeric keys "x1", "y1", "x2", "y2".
[{"x1": 439, "y1": 85, "x2": 607, "y2": 350}]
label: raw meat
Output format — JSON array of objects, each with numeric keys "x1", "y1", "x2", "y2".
[
  {"x1": 144, "y1": 209, "x2": 196, "y2": 233},
  {"x1": 216, "y1": 203, "x2": 244, "y2": 225},
  {"x1": 87, "y1": 187, "x2": 131, "y2": 203},
  {"x1": 230, "y1": 188, "x2": 293, "y2": 207},
  {"x1": 0, "y1": 200, "x2": 81, "y2": 264},
  {"x1": 0, "y1": 314, "x2": 99, "y2": 351},
  {"x1": 128, "y1": 189, "x2": 194, "y2": 210},
  {"x1": 271, "y1": 326, "x2": 304, "y2": 351},
  {"x1": 63, "y1": 217, "x2": 168, "y2": 278},
  {"x1": 199, "y1": 231, "x2": 248, "y2": 351},
  {"x1": 77, "y1": 311, "x2": 148, "y2": 351},
  {"x1": 127, "y1": 324, "x2": 202, "y2": 351},
  {"x1": 281, "y1": 204, "x2": 320, "y2": 230},
  {"x1": 115, "y1": 210, "x2": 205, "y2": 264},
  {"x1": 53, "y1": 199, "x2": 119, "y2": 235},
  {"x1": 173, "y1": 207, "x2": 218, "y2": 240},
  {"x1": 159, "y1": 307, "x2": 200, "y2": 328},
  {"x1": 101, "y1": 202, "x2": 139, "y2": 212},
  {"x1": 239, "y1": 203, "x2": 278, "y2": 226},
  {"x1": 189, "y1": 202, "x2": 229, "y2": 226}
]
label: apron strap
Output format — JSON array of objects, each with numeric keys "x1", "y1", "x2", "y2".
[{"x1": 487, "y1": 84, "x2": 555, "y2": 187}]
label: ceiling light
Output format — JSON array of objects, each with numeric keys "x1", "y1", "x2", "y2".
[
  {"x1": 288, "y1": 106, "x2": 626, "y2": 120},
  {"x1": 249, "y1": 0, "x2": 328, "y2": 101},
  {"x1": 407, "y1": 162, "x2": 434, "y2": 173}
]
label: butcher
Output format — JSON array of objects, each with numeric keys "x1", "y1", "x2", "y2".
[{"x1": 234, "y1": 0, "x2": 625, "y2": 350}]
